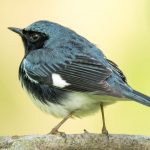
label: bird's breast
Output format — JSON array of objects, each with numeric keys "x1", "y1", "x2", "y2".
[
  {"x1": 26, "y1": 90, "x2": 119, "y2": 118},
  {"x1": 19, "y1": 63, "x2": 120, "y2": 118}
]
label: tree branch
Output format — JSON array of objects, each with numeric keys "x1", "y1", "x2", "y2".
[{"x1": 0, "y1": 133, "x2": 150, "y2": 150}]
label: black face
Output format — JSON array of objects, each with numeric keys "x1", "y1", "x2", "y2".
[{"x1": 21, "y1": 29, "x2": 48, "y2": 53}]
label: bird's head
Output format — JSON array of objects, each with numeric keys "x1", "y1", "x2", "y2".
[{"x1": 8, "y1": 20, "x2": 69, "y2": 54}]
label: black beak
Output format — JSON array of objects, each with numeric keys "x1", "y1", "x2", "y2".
[{"x1": 8, "y1": 27, "x2": 23, "y2": 36}]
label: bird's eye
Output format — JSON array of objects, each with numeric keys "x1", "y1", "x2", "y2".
[{"x1": 29, "y1": 33, "x2": 41, "y2": 42}]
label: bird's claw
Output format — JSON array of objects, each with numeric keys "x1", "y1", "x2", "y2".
[
  {"x1": 102, "y1": 128, "x2": 109, "y2": 139},
  {"x1": 49, "y1": 128, "x2": 66, "y2": 136}
]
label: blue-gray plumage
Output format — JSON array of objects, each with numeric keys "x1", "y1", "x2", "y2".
[{"x1": 8, "y1": 20, "x2": 150, "y2": 134}]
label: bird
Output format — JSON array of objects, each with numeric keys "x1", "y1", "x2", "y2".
[{"x1": 8, "y1": 20, "x2": 150, "y2": 135}]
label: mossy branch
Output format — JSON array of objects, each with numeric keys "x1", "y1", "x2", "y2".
[{"x1": 1, "y1": 133, "x2": 150, "y2": 150}]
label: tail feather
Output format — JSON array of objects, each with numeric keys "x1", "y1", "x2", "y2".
[{"x1": 125, "y1": 90, "x2": 150, "y2": 106}]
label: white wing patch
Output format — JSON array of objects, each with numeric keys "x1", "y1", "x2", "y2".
[{"x1": 52, "y1": 73, "x2": 70, "y2": 88}]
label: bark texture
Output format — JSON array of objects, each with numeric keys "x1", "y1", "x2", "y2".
[{"x1": 0, "y1": 133, "x2": 150, "y2": 150}]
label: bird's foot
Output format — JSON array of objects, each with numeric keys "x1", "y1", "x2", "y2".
[
  {"x1": 102, "y1": 127, "x2": 109, "y2": 139},
  {"x1": 49, "y1": 128, "x2": 66, "y2": 136},
  {"x1": 102, "y1": 128, "x2": 108, "y2": 135}
]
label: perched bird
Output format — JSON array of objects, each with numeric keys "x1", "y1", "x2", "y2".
[{"x1": 8, "y1": 21, "x2": 150, "y2": 134}]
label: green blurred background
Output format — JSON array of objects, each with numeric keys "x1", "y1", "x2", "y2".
[{"x1": 0, "y1": 0, "x2": 150, "y2": 136}]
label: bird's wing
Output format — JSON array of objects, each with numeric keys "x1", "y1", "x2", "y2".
[
  {"x1": 56, "y1": 55, "x2": 112, "y2": 94},
  {"x1": 106, "y1": 59, "x2": 127, "y2": 83},
  {"x1": 23, "y1": 50, "x2": 121, "y2": 96}
]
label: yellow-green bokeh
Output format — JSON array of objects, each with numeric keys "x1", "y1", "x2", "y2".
[{"x1": 0, "y1": 0, "x2": 150, "y2": 136}]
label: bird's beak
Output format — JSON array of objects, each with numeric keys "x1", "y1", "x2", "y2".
[{"x1": 8, "y1": 27, "x2": 23, "y2": 36}]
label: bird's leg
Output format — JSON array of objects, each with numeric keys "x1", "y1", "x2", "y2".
[
  {"x1": 100, "y1": 103, "x2": 109, "y2": 135},
  {"x1": 50, "y1": 112, "x2": 74, "y2": 134}
]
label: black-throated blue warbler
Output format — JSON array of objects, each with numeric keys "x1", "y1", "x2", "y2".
[{"x1": 8, "y1": 20, "x2": 150, "y2": 134}]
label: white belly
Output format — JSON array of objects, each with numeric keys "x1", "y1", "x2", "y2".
[{"x1": 29, "y1": 92, "x2": 124, "y2": 118}]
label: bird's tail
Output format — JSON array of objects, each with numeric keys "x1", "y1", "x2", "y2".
[{"x1": 125, "y1": 90, "x2": 150, "y2": 107}]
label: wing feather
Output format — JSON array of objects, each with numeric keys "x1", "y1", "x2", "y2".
[{"x1": 23, "y1": 50, "x2": 117, "y2": 95}]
